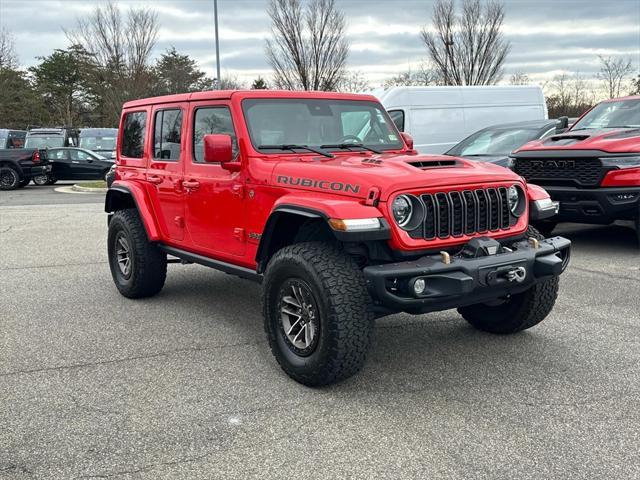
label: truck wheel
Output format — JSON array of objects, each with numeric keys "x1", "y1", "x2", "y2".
[
  {"x1": 108, "y1": 208, "x2": 167, "y2": 298},
  {"x1": 0, "y1": 166, "x2": 20, "y2": 190},
  {"x1": 635, "y1": 210, "x2": 640, "y2": 247},
  {"x1": 457, "y1": 226, "x2": 559, "y2": 334},
  {"x1": 262, "y1": 242, "x2": 374, "y2": 386},
  {"x1": 531, "y1": 220, "x2": 557, "y2": 238},
  {"x1": 18, "y1": 178, "x2": 30, "y2": 188}
]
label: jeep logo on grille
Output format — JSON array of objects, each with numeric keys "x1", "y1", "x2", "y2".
[{"x1": 530, "y1": 160, "x2": 575, "y2": 169}]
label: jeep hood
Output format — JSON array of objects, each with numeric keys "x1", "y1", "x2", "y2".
[
  {"x1": 515, "y1": 127, "x2": 640, "y2": 154},
  {"x1": 270, "y1": 152, "x2": 522, "y2": 201}
]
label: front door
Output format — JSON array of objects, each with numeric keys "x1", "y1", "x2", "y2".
[
  {"x1": 68, "y1": 149, "x2": 103, "y2": 179},
  {"x1": 145, "y1": 105, "x2": 186, "y2": 241},
  {"x1": 183, "y1": 103, "x2": 245, "y2": 257}
]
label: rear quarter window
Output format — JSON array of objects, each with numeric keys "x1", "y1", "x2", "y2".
[{"x1": 121, "y1": 111, "x2": 147, "y2": 158}]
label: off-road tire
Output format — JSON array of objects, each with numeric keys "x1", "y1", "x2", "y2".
[
  {"x1": 0, "y1": 166, "x2": 20, "y2": 190},
  {"x1": 108, "y1": 208, "x2": 167, "y2": 298},
  {"x1": 532, "y1": 220, "x2": 557, "y2": 238},
  {"x1": 457, "y1": 226, "x2": 559, "y2": 334},
  {"x1": 262, "y1": 242, "x2": 374, "y2": 386},
  {"x1": 18, "y1": 177, "x2": 30, "y2": 188},
  {"x1": 635, "y1": 209, "x2": 640, "y2": 248}
]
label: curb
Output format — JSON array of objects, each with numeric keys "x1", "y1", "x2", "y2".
[{"x1": 72, "y1": 184, "x2": 108, "y2": 193}]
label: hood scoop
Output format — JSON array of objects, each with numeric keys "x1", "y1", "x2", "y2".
[
  {"x1": 408, "y1": 159, "x2": 458, "y2": 169},
  {"x1": 543, "y1": 134, "x2": 590, "y2": 146}
]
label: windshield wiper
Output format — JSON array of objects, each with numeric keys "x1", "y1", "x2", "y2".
[
  {"x1": 320, "y1": 143, "x2": 382, "y2": 154},
  {"x1": 258, "y1": 144, "x2": 334, "y2": 158}
]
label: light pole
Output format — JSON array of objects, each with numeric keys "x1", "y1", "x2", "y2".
[{"x1": 214, "y1": 0, "x2": 221, "y2": 89}]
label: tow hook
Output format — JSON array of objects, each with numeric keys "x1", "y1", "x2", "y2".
[
  {"x1": 504, "y1": 266, "x2": 527, "y2": 283},
  {"x1": 487, "y1": 265, "x2": 528, "y2": 285}
]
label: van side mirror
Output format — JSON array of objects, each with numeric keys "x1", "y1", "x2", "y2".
[
  {"x1": 556, "y1": 116, "x2": 569, "y2": 133},
  {"x1": 203, "y1": 134, "x2": 234, "y2": 163},
  {"x1": 400, "y1": 132, "x2": 414, "y2": 150}
]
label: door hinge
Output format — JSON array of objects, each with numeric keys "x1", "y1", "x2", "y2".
[
  {"x1": 233, "y1": 228, "x2": 245, "y2": 242},
  {"x1": 232, "y1": 184, "x2": 244, "y2": 199}
]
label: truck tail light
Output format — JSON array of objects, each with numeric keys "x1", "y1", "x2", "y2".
[{"x1": 32, "y1": 150, "x2": 41, "y2": 163}]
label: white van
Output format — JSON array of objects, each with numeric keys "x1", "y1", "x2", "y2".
[{"x1": 372, "y1": 85, "x2": 548, "y2": 154}]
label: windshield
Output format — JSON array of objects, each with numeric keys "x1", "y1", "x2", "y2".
[
  {"x1": 447, "y1": 127, "x2": 541, "y2": 157},
  {"x1": 80, "y1": 136, "x2": 116, "y2": 151},
  {"x1": 242, "y1": 98, "x2": 403, "y2": 153},
  {"x1": 572, "y1": 99, "x2": 640, "y2": 130},
  {"x1": 25, "y1": 136, "x2": 65, "y2": 149}
]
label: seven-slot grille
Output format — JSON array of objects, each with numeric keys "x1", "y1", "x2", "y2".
[
  {"x1": 512, "y1": 157, "x2": 604, "y2": 187},
  {"x1": 409, "y1": 187, "x2": 512, "y2": 240}
]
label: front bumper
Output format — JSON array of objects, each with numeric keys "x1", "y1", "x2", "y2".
[
  {"x1": 544, "y1": 186, "x2": 640, "y2": 223},
  {"x1": 363, "y1": 236, "x2": 571, "y2": 314}
]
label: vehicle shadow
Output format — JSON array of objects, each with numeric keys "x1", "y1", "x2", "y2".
[
  {"x1": 555, "y1": 222, "x2": 639, "y2": 252},
  {"x1": 160, "y1": 267, "x2": 587, "y2": 400}
]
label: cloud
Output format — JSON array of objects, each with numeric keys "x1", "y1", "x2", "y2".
[{"x1": 1, "y1": 0, "x2": 638, "y2": 86}]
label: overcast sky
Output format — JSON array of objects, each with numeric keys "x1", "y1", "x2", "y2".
[{"x1": 2, "y1": 0, "x2": 639, "y2": 86}]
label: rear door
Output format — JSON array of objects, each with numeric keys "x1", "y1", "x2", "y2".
[
  {"x1": 183, "y1": 101, "x2": 245, "y2": 257},
  {"x1": 48, "y1": 149, "x2": 71, "y2": 179},
  {"x1": 146, "y1": 104, "x2": 187, "y2": 241}
]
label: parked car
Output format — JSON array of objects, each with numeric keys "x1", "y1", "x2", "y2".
[
  {"x1": 511, "y1": 95, "x2": 640, "y2": 243},
  {"x1": 0, "y1": 148, "x2": 50, "y2": 190},
  {"x1": 373, "y1": 85, "x2": 548, "y2": 153},
  {"x1": 105, "y1": 90, "x2": 570, "y2": 386},
  {"x1": 79, "y1": 128, "x2": 118, "y2": 159},
  {"x1": 0, "y1": 129, "x2": 27, "y2": 149},
  {"x1": 32, "y1": 147, "x2": 113, "y2": 185},
  {"x1": 25, "y1": 127, "x2": 79, "y2": 149},
  {"x1": 445, "y1": 118, "x2": 569, "y2": 167},
  {"x1": 105, "y1": 163, "x2": 116, "y2": 188}
]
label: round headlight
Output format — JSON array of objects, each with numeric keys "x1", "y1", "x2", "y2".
[
  {"x1": 507, "y1": 185, "x2": 520, "y2": 214},
  {"x1": 392, "y1": 195, "x2": 413, "y2": 227}
]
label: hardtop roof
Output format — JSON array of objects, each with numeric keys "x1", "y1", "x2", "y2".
[{"x1": 122, "y1": 89, "x2": 380, "y2": 109}]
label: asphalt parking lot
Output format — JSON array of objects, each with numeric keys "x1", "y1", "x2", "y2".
[{"x1": 1, "y1": 185, "x2": 639, "y2": 479}]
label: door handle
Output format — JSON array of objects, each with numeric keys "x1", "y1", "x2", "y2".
[
  {"x1": 183, "y1": 180, "x2": 200, "y2": 191},
  {"x1": 72, "y1": 161, "x2": 80, "y2": 164},
  {"x1": 147, "y1": 175, "x2": 163, "y2": 185}
]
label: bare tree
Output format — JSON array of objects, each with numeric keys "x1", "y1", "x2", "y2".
[
  {"x1": 420, "y1": 0, "x2": 510, "y2": 85},
  {"x1": 597, "y1": 55, "x2": 633, "y2": 99},
  {"x1": 509, "y1": 72, "x2": 530, "y2": 85},
  {"x1": 66, "y1": 1, "x2": 158, "y2": 124},
  {"x1": 337, "y1": 70, "x2": 370, "y2": 93},
  {"x1": 0, "y1": 26, "x2": 18, "y2": 70},
  {"x1": 545, "y1": 72, "x2": 596, "y2": 118},
  {"x1": 383, "y1": 64, "x2": 441, "y2": 87},
  {"x1": 266, "y1": 0, "x2": 348, "y2": 91}
]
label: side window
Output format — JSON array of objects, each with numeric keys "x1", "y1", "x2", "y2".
[
  {"x1": 51, "y1": 150, "x2": 67, "y2": 160},
  {"x1": 388, "y1": 110, "x2": 405, "y2": 132},
  {"x1": 153, "y1": 109, "x2": 183, "y2": 161},
  {"x1": 121, "y1": 111, "x2": 147, "y2": 158},
  {"x1": 193, "y1": 107, "x2": 238, "y2": 163},
  {"x1": 70, "y1": 150, "x2": 90, "y2": 161}
]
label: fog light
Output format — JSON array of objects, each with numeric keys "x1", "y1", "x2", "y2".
[{"x1": 413, "y1": 278, "x2": 426, "y2": 295}]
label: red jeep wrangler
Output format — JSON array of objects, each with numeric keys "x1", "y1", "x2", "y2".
[
  {"x1": 106, "y1": 90, "x2": 570, "y2": 386},
  {"x1": 511, "y1": 95, "x2": 640, "y2": 244}
]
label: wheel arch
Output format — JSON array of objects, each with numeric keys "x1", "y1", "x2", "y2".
[
  {"x1": 0, "y1": 161, "x2": 24, "y2": 177},
  {"x1": 105, "y1": 182, "x2": 161, "y2": 241},
  {"x1": 255, "y1": 202, "x2": 391, "y2": 274}
]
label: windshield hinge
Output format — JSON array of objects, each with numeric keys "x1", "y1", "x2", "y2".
[{"x1": 365, "y1": 186, "x2": 381, "y2": 207}]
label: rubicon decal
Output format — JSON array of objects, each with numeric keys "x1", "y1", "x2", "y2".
[{"x1": 277, "y1": 175, "x2": 360, "y2": 193}]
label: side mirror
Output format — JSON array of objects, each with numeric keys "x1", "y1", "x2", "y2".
[
  {"x1": 400, "y1": 132, "x2": 414, "y2": 150},
  {"x1": 556, "y1": 116, "x2": 569, "y2": 133},
  {"x1": 204, "y1": 134, "x2": 234, "y2": 163}
]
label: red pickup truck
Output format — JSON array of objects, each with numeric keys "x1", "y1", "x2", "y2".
[
  {"x1": 511, "y1": 95, "x2": 640, "y2": 244},
  {"x1": 106, "y1": 90, "x2": 570, "y2": 385}
]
